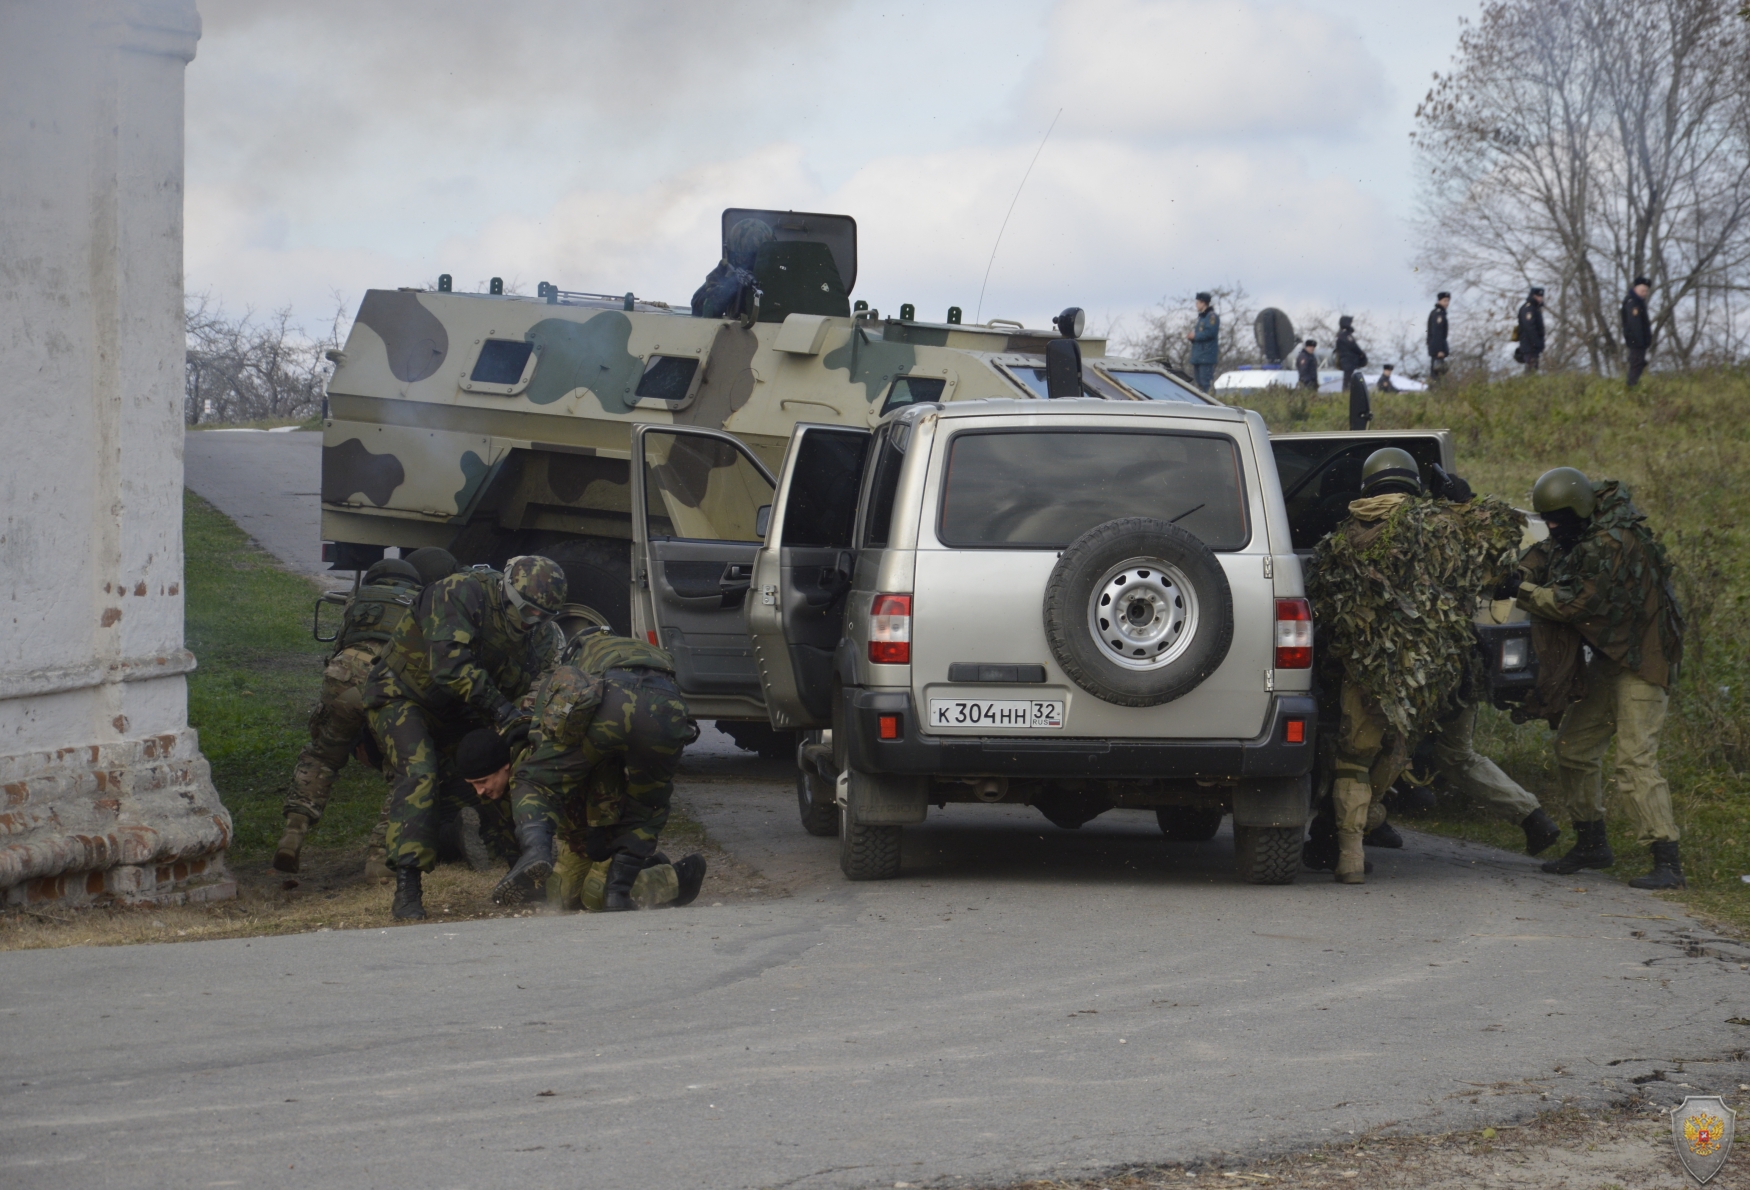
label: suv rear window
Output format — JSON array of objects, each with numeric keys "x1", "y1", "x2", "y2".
[{"x1": 938, "y1": 429, "x2": 1249, "y2": 550}]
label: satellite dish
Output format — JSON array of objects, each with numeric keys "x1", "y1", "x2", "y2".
[{"x1": 1253, "y1": 308, "x2": 1296, "y2": 366}]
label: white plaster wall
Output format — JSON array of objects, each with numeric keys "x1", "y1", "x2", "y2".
[{"x1": 0, "y1": 0, "x2": 201, "y2": 752}]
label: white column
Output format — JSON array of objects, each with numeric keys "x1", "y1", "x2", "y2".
[{"x1": 0, "y1": 0, "x2": 232, "y2": 906}]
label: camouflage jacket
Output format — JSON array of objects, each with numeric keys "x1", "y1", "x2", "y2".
[
  {"x1": 564, "y1": 630, "x2": 676, "y2": 677},
  {"x1": 1308, "y1": 492, "x2": 1524, "y2": 739},
  {"x1": 372, "y1": 569, "x2": 551, "y2": 720},
  {"x1": 1517, "y1": 480, "x2": 1682, "y2": 688}
]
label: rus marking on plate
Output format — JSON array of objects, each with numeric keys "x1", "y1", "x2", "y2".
[{"x1": 929, "y1": 699, "x2": 1063, "y2": 730}]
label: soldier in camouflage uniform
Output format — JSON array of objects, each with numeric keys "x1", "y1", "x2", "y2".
[
  {"x1": 1306, "y1": 448, "x2": 1524, "y2": 884},
  {"x1": 1500, "y1": 468, "x2": 1686, "y2": 889},
  {"x1": 498, "y1": 626, "x2": 702, "y2": 911},
  {"x1": 363, "y1": 555, "x2": 567, "y2": 920},
  {"x1": 274, "y1": 550, "x2": 458, "y2": 874}
]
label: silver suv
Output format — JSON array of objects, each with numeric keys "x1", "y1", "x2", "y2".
[{"x1": 743, "y1": 398, "x2": 1319, "y2": 883}]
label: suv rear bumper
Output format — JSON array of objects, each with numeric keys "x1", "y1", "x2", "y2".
[{"x1": 842, "y1": 688, "x2": 1316, "y2": 780}]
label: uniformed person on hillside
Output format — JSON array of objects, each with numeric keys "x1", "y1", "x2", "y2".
[
  {"x1": 1496, "y1": 468, "x2": 1687, "y2": 889},
  {"x1": 1295, "y1": 339, "x2": 1319, "y2": 391},
  {"x1": 1621, "y1": 277, "x2": 1653, "y2": 387},
  {"x1": 363, "y1": 555, "x2": 567, "y2": 920},
  {"x1": 1185, "y1": 292, "x2": 1220, "y2": 393},
  {"x1": 1333, "y1": 315, "x2": 1367, "y2": 395},
  {"x1": 494, "y1": 623, "x2": 702, "y2": 911},
  {"x1": 273, "y1": 549, "x2": 457, "y2": 874},
  {"x1": 1305, "y1": 448, "x2": 1524, "y2": 883},
  {"x1": 1516, "y1": 287, "x2": 1546, "y2": 373},
  {"x1": 1427, "y1": 292, "x2": 1451, "y2": 383}
]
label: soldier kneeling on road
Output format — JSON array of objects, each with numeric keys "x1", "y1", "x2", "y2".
[
  {"x1": 1497, "y1": 468, "x2": 1687, "y2": 889},
  {"x1": 1305, "y1": 448, "x2": 1526, "y2": 883},
  {"x1": 486, "y1": 619, "x2": 704, "y2": 912},
  {"x1": 275, "y1": 549, "x2": 458, "y2": 875}
]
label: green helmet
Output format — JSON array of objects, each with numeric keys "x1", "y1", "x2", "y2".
[
  {"x1": 502, "y1": 555, "x2": 567, "y2": 622},
  {"x1": 1360, "y1": 447, "x2": 1422, "y2": 496},
  {"x1": 362, "y1": 558, "x2": 421, "y2": 587},
  {"x1": 1532, "y1": 467, "x2": 1596, "y2": 519},
  {"x1": 403, "y1": 547, "x2": 458, "y2": 587}
]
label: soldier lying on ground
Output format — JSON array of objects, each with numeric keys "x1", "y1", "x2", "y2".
[
  {"x1": 1304, "y1": 448, "x2": 1524, "y2": 883},
  {"x1": 489, "y1": 624, "x2": 704, "y2": 911},
  {"x1": 275, "y1": 549, "x2": 458, "y2": 874},
  {"x1": 363, "y1": 555, "x2": 567, "y2": 920},
  {"x1": 454, "y1": 729, "x2": 703, "y2": 911},
  {"x1": 1498, "y1": 468, "x2": 1687, "y2": 889}
]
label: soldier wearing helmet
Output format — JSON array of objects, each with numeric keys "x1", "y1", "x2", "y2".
[
  {"x1": 363, "y1": 554, "x2": 568, "y2": 919},
  {"x1": 490, "y1": 617, "x2": 703, "y2": 911},
  {"x1": 1497, "y1": 467, "x2": 1686, "y2": 888},
  {"x1": 1305, "y1": 448, "x2": 1527, "y2": 883},
  {"x1": 690, "y1": 217, "x2": 774, "y2": 319},
  {"x1": 274, "y1": 551, "x2": 457, "y2": 875}
]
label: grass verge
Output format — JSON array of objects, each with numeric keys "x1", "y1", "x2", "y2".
[{"x1": 1236, "y1": 367, "x2": 1750, "y2": 932}]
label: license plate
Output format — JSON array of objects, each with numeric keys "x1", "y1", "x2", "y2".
[{"x1": 927, "y1": 699, "x2": 1063, "y2": 730}]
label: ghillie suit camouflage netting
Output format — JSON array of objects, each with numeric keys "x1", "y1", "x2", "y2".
[{"x1": 1308, "y1": 495, "x2": 1525, "y2": 740}]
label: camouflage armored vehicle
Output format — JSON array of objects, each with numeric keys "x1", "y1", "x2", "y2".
[{"x1": 320, "y1": 208, "x2": 1210, "y2": 727}]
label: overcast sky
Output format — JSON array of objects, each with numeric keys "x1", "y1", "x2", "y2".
[{"x1": 184, "y1": 0, "x2": 1480, "y2": 345}]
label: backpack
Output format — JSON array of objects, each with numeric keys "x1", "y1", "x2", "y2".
[{"x1": 334, "y1": 579, "x2": 420, "y2": 651}]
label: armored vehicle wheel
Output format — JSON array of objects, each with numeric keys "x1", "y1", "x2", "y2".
[
  {"x1": 1043, "y1": 518, "x2": 1233, "y2": 707},
  {"x1": 1155, "y1": 806, "x2": 1224, "y2": 842},
  {"x1": 1234, "y1": 825, "x2": 1301, "y2": 885},
  {"x1": 797, "y1": 768, "x2": 839, "y2": 837},
  {"x1": 839, "y1": 804, "x2": 902, "y2": 880}
]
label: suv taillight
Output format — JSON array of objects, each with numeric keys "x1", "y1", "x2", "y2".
[
  {"x1": 869, "y1": 594, "x2": 912, "y2": 665},
  {"x1": 1275, "y1": 598, "x2": 1312, "y2": 669}
]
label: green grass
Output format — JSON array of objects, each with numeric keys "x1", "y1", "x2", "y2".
[
  {"x1": 1233, "y1": 367, "x2": 1750, "y2": 929},
  {"x1": 183, "y1": 490, "x2": 385, "y2": 863}
]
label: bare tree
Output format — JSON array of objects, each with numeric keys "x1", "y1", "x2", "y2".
[
  {"x1": 1120, "y1": 283, "x2": 1265, "y2": 369},
  {"x1": 1412, "y1": 0, "x2": 1750, "y2": 373},
  {"x1": 185, "y1": 294, "x2": 349, "y2": 424}
]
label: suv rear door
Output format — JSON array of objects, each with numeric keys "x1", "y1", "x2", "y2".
[
  {"x1": 746, "y1": 424, "x2": 874, "y2": 729},
  {"x1": 629, "y1": 424, "x2": 777, "y2": 719}
]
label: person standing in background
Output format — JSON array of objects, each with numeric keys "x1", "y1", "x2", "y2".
[
  {"x1": 1296, "y1": 339, "x2": 1319, "y2": 390},
  {"x1": 1516, "y1": 287, "x2": 1546, "y2": 373},
  {"x1": 1334, "y1": 315, "x2": 1367, "y2": 394},
  {"x1": 1376, "y1": 364, "x2": 1399, "y2": 394},
  {"x1": 1622, "y1": 277, "x2": 1652, "y2": 387},
  {"x1": 1185, "y1": 292, "x2": 1219, "y2": 392},
  {"x1": 1427, "y1": 292, "x2": 1451, "y2": 384}
]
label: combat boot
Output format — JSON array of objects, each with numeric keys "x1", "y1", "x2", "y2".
[
  {"x1": 601, "y1": 852, "x2": 644, "y2": 912},
  {"x1": 1520, "y1": 808, "x2": 1561, "y2": 856},
  {"x1": 492, "y1": 820, "x2": 556, "y2": 905},
  {"x1": 272, "y1": 813, "x2": 311, "y2": 874},
  {"x1": 672, "y1": 854, "x2": 708, "y2": 907},
  {"x1": 1628, "y1": 841, "x2": 1685, "y2": 890},
  {"x1": 391, "y1": 865, "x2": 427, "y2": 921},
  {"x1": 1363, "y1": 821, "x2": 1404, "y2": 849},
  {"x1": 1334, "y1": 830, "x2": 1367, "y2": 884},
  {"x1": 1541, "y1": 820, "x2": 1614, "y2": 874}
]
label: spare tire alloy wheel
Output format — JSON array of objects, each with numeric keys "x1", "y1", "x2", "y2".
[{"x1": 1044, "y1": 518, "x2": 1234, "y2": 707}]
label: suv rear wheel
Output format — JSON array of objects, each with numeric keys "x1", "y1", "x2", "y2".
[
  {"x1": 1043, "y1": 518, "x2": 1234, "y2": 707},
  {"x1": 1155, "y1": 806, "x2": 1224, "y2": 842},
  {"x1": 839, "y1": 794, "x2": 903, "y2": 879},
  {"x1": 1233, "y1": 825, "x2": 1301, "y2": 884}
]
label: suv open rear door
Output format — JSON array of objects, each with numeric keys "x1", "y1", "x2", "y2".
[
  {"x1": 629, "y1": 424, "x2": 777, "y2": 720},
  {"x1": 746, "y1": 424, "x2": 873, "y2": 729}
]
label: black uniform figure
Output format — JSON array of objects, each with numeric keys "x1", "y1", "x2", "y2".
[
  {"x1": 1376, "y1": 364, "x2": 1398, "y2": 394},
  {"x1": 1621, "y1": 277, "x2": 1652, "y2": 387},
  {"x1": 1516, "y1": 288, "x2": 1546, "y2": 373},
  {"x1": 1334, "y1": 315, "x2": 1367, "y2": 394},
  {"x1": 1427, "y1": 293, "x2": 1451, "y2": 383},
  {"x1": 1347, "y1": 371, "x2": 1372, "y2": 430},
  {"x1": 1295, "y1": 340, "x2": 1319, "y2": 390}
]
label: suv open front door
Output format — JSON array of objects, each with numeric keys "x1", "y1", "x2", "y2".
[
  {"x1": 746, "y1": 423, "x2": 874, "y2": 730},
  {"x1": 630, "y1": 424, "x2": 777, "y2": 720}
]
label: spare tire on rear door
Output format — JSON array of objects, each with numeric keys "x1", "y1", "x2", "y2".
[{"x1": 1042, "y1": 517, "x2": 1233, "y2": 707}]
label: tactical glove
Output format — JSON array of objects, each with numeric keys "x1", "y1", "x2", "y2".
[
  {"x1": 1492, "y1": 572, "x2": 1524, "y2": 601},
  {"x1": 1429, "y1": 464, "x2": 1474, "y2": 504},
  {"x1": 494, "y1": 701, "x2": 533, "y2": 749}
]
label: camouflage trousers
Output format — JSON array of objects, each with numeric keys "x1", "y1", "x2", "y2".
[
  {"x1": 284, "y1": 645, "x2": 378, "y2": 825},
  {"x1": 512, "y1": 668, "x2": 694, "y2": 860},
  {"x1": 1331, "y1": 678, "x2": 1404, "y2": 837},
  {"x1": 1430, "y1": 702, "x2": 1539, "y2": 823},
  {"x1": 549, "y1": 845, "x2": 682, "y2": 912},
  {"x1": 1548, "y1": 654, "x2": 1678, "y2": 845},
  {"x1": 370, "y1": 698, "x2": 515, "y2": 871}
]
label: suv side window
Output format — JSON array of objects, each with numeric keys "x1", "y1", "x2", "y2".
[
  {"x1": 860, "y1": 426, "x2": 908, "y2": 548},
  {"x1": 781, "y1": 428, "x2": 868, "y2": 548}
]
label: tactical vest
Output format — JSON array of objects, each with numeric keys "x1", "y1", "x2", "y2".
[
  {"x1": 564, "y1": 630, "x2": 676, "y2": 675},
  {"x1": 335, "y1": 579, "x2": 421, "y2": 652}
]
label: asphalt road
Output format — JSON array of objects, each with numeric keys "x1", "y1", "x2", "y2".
[
  {"x1": 9, "y1": 429, "x2": 1730, "y2": 1188},
  {"x1": 183, "y1": 428, "x2": 341, "y2": 584}
]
